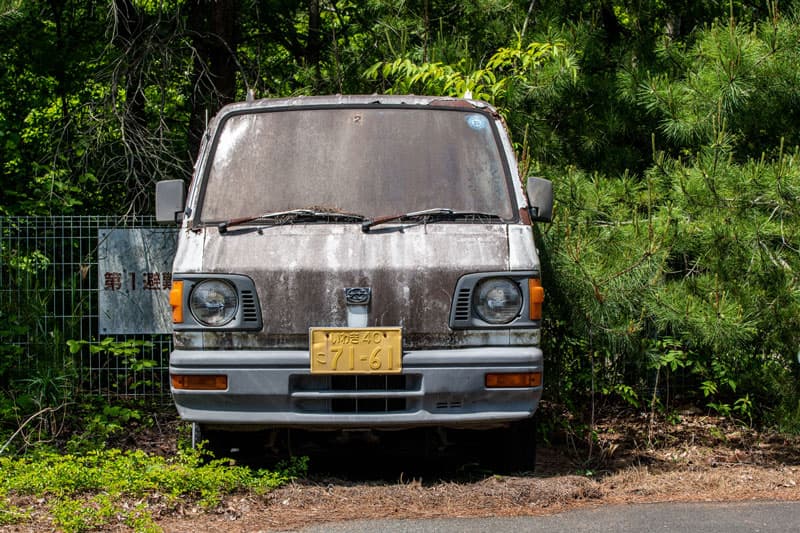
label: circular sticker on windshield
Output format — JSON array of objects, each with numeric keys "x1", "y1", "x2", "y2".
[{"x1": 466, "y1": 114, "x2": 489, "y2": 131}]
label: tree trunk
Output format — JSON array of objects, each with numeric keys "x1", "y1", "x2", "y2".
[
  {"x1": 187, "y1": 0, "x2": 240, "y2": 159},
  {"x1": 112, "y1": 0, "x2": 147, "y2": 129},
  {"x1": 307, "y1": 0, "x2": 322, "y2": 87},
  {"x1": 599, "y1": 0, "x2": 624, "y2": 44}
]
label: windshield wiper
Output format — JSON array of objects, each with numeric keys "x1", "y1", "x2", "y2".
[
  {"x1": 361, "y1": 208, "x2": 501, "y2": 233},
  {"x1": 218, "y1": 209, "x2": 365, "y2": 234}
]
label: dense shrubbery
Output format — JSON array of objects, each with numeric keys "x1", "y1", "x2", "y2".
[
  {"x1": 367, "y1": 9, "x2": 800, "y2": 429},
  {"x1": 538, "y1": 15, "x2": 800, "y2": 429}
]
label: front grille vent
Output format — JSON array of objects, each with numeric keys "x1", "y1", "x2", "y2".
[
  {"x1": 435, "y1": 400, "x2": 463, "y2": 410},
  {"x1": 329, "y1": 375, "x2": 406, "y2": 391},
  {"x1": 453, "y1": 287, "x2": 472, "y2": 321},
  {"x1": 240, "y1": 289, "x2": 259, "y2": 323},
  {"x1": 331, "y1": 398, "x2": 406, "y2": 413},
  {"x1": 290, "y1": 374, "x2": 422, "y2": 414}
]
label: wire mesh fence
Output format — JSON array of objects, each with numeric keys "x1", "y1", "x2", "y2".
[{"x1": 0, "y1": 216, "x2": 173, "y2": 399}]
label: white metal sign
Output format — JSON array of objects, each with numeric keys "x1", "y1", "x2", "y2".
[{"x1": 98, "y1": 228, "x2": 178, "y2": 334}]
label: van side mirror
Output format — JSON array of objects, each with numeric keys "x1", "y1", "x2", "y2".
[
  {"x1": 155, "y1": 180, "x2": 186, "y2": 224},
  {"x1": 525, "y1": 177, "x2": 553, "y2": 223}
]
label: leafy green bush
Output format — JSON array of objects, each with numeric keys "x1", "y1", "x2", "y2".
[
  {"x1": 371, "y1": 12, "x2": 800, "y2": 431},
  {"x1": 541, "y1": 140, "x2": 800, "y2": 426}
]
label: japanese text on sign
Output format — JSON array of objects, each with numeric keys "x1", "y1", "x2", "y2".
[
  {"x1": 103, "y1": 271, "x2": 173, "y2": 291},
  {"x1": 98, "y1": 228, "x2": 178, "y2": 334}
]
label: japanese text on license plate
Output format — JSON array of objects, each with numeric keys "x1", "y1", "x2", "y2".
[{"x1": 310, "y1": 327, "x2": 402, "y2": 374}]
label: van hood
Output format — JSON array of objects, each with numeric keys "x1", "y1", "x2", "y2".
[{"x1": 174, "y1": 223, "x2": 534, "y2": 349}]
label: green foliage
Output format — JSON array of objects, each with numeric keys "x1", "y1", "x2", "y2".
[
  {"x1": 64, "y1": 398, "x2": 147, "y2": 453},
  {"x1": 365, "y1": 37, "x2": 578, "y2": 108},
  {"x1": 0, "y1": 321, "x2": 24, "y2": 384},
  {"x1": 650, "y1": 339, "x2": 692, "y2": 374},
  {"x1": 0, "y1": 448, "x2": 308, "y2": 531},
  {"x1": 0, "y1": 489, "x2": 28, "y2": 526},
  {"x1": 0, "y1": 247, "x2": 54, "y2": 385},
  {"x1": 541, "y1": 138, "x2": 800, "y2": 425},
  {"x1": 521, "y1": 13, "x2": 799, "y2": 432},
  {"x1": 68, "y1": 338, "x2": 156, "y2": 374},
  {"x1": 0, "y1": 244, "x2": 82, "y2": 452},
  {"x1": 49, "y1": 493, "x2": 155, "y2": 533},
  {"x1": 602, "y1": 384, "x2": 640, "y2": 409},
  {"x1": 638, "y1": 15, "x2": 800, "y2": 158}
]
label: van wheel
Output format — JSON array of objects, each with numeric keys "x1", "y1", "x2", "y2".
[{"x1": 502, "y1": 417, "x2": 537, "y2": 474}]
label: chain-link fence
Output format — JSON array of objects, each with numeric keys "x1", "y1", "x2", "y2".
[{"x1": 0, "y1": 216, "x2": 173, "y2": 399}]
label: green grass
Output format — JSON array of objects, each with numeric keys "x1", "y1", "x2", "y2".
[{"x1": 0, "y1": 447, "x2": 307, "y2": 532}]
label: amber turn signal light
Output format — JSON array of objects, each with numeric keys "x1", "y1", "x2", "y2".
[
  {"x1": 171, "y1": 374, "x2": 228, "y2": 390},
  {"x1": 169, "y1": 280, "x2": 183, "y2": 323},
  {"x1": 485, "y1": 372, "x2": 542, "y2": 388},
  {"x1": 528, "y1": 278, "x2": 544, "y2": 320}
]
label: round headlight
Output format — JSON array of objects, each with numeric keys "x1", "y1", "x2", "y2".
[
  {"x1": 189, "y1": 280, "x2": 238, "y2": 326},
  {"x1": 473, "y1": 278, "x2": 522, "y2": 324}
]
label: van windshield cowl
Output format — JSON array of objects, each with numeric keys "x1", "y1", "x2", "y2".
[{"x1": 198, "y1": 106, "x2": 517, "y2": 225}]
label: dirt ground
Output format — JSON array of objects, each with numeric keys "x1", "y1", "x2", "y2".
[
  {"x1": 6, "y1": 409, "x2": 800, "y2": 532},
  {"x1": 153, "y1": 410, "x2": 800, "y2": 532}
]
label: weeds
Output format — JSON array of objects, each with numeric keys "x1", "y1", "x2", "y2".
[{"x1": 0, "y1": 447, "x2": 308, "y2": 531}]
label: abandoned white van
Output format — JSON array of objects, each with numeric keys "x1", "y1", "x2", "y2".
[{"x1": 156, "y1": 95, "x2": 553, "y2": 469}]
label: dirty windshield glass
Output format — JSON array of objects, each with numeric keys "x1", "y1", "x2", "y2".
[{"x1": 199, "y1": 106, "x2": 516, "y2": 223}]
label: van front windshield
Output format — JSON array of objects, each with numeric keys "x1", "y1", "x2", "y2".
[{"x1": 199, "y1": 106, "x2": 516, "y2": 223}]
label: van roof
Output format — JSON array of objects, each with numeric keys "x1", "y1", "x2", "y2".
[{"x1": 218, "y1": 94, "x2": 498, "y2": 115}]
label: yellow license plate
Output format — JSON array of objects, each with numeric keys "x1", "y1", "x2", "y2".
[{"x1": 310, "y1": 327, "x2": 402, "y2": 374}]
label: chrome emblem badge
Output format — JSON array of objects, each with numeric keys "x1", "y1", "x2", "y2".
[{"x1": 344, "y1": 287, "x2": 371, "y2": 305}]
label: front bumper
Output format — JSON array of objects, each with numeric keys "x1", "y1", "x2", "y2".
[{"x1": 169, "y1": 346, "x2": 543, "y2": 430}]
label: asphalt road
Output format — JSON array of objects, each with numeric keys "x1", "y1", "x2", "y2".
[{"x1": 288, "y1": 501, "x2": 800, "y2": 533}]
